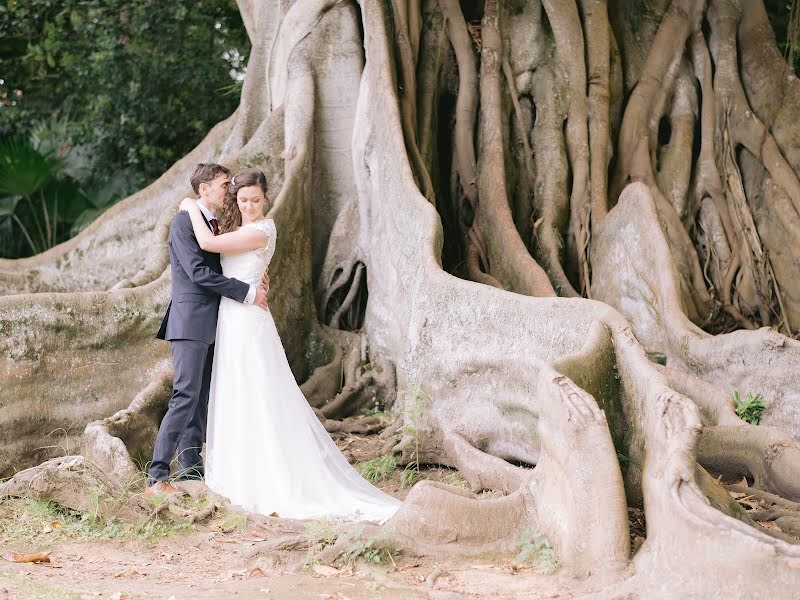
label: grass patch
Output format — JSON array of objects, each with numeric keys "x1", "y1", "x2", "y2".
[
  {"x1": 338, "y1": 526, "x2": 400, "y2": 567},
  {"x1": 446, "y1": 471, "x2": 470, "y2": 489},
  {"x1": 514, "y1": 529, "x2": 557, "y2": 572},
  {"x1": 399, "y1": 384, "x2": 433, "y2": 487},
  {"x1": 0, "y1": 498, "x2": 193, "y2": 550},
  {"x1": 357, "y1": 454, "x2": 397, "y2": 483},
  {"x1": 733, "y1": 391, "x2": 765, "y2": 425},
  {"x1": 213, "y1": 510, "x2": 247, "y2": 533},
  {"x1": 400, "y1": 465, "x2": 421, "y2": 488},
  {"x1": 303, "y1": 518, "x2": 340, "y2": 567}
]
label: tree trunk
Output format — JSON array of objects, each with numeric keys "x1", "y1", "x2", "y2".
[{"x1": 2, "y1": 0, "x2": 800, "y2": 596}]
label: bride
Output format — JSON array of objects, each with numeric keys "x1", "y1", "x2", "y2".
[{"x1": 178, "y1": 168, "x2": 400, "y2": 523}]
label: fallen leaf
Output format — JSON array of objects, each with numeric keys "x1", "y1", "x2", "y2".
[
  {"x1": 50, "y1": 521, "x2": 63, "y2": 529},
  {"x1": 249, "y1": 567, "x2": 266, "y2": 578},
  {"x1": 1, "y1": 551, "x2": 51, "y2": 564},
  {"x1": 312, "y1": 564, "x2": 340, "y2": 577}
]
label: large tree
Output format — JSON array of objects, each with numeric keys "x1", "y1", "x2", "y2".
[{"x1": 2, "y1": 0, "x2": 800, "y2": 596}]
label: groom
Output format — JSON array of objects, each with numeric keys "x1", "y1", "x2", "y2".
[{"x1": 146, "y1": 163, "x2": 269, "y2": 496}]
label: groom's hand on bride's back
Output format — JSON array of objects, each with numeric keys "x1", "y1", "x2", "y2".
[{"x1": 255, "y1": 284, "x2": 269, "y2": 311}]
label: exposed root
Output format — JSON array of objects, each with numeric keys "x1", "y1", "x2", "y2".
[
  {"x1": 244, "y1": 534, "x2": 309, "y2": 560},
  {"x1": 476, "y1": 0, "x2": 555, "y2": 296},
  {"x1": 0, "y1": 456, "x2": 144, "y2": 522},
  {"x1": 389, "y1": 0, "x2": 434, "y2": 201},
  {"x1": 322, "y1": 415, "x2": 386, "y2": 435},
  {"x1": 186, "y1": 501, "x2": 219, "y2": 524},
  {"x1": 441, "y1": 429, "x2": 529, "y2": 494},
  {"x1": 5, "y1": 2, "x2": 800, "y2": 597},
  {"x1": 315, "y1": 522, "x2": 388, "y2": 565},
  {"x1": 698, "y1": 425, "x2": 800, "y2": 501},
  {"x1": 726, "y1": 484, "x2": 800, "y2": 513},
  {"x1": 655, "y1": 364, "x2": 740, "y2": 426},
  {"x1": 149, "y1": 496, "x2": 176, "y2": 520},
  {"x1": 531, "y1": 368, "x2": 629, "y2": 581},
  {"x1": 320, "y1": 372, "x2": 375, "y2": 419},
  {"x1": 327, "y1": 262, "x2": 366, "y2": 329},
  {"x1": 387, "y1": 480, "x2": 529, "y2": 555},
  {"x1": 300, "y1": 339, "x2": 345, "y2": 409}
]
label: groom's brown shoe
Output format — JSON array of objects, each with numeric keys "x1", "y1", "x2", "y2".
[{"x1": 144, "y1": 480, "x2": 183, "y2": 497}]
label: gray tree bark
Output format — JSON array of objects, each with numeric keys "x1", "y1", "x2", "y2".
[{"x1": 2, "y1": 1, "x2": 800, "y2": 596}]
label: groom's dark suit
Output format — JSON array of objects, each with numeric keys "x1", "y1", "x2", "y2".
[{"x1": 149, "y1": 209, "x2": 249, "y2": 483}]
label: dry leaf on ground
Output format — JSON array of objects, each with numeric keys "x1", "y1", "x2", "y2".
[
  {"x1": 249, "y1": 567, "x2": 266, "y2": 578},
  {"x1": 1, "y1": 551, "x2": 52, "y2": 564}
]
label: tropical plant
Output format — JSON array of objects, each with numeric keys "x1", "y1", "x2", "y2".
[
  {"x1": 0, "y1": 115, "x2": 136, "y2": 257},
  {"x1": 0, "y1": 136, "x2": 65, "y2": 255}
]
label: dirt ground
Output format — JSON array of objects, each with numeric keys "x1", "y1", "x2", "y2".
[
  {"x1": 0, "y1": 431, "x2": 576, "y2": 600},
  {"x1": 0, "y1": 530, "x2": 577, "y2": 600},
  {"x1": 1, "y1": 428, "x2": 783, "y2": 599}
]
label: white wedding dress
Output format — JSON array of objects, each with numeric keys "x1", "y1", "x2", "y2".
[{"x1": 205, "y1": 219, "x2": 400, "y2": 523}]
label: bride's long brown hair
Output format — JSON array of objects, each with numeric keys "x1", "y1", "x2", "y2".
[{"x1": 217, "y1": 169, "x2": 269, "y2": 233}]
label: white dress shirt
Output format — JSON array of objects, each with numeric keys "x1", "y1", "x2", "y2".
[{"x1": 197, "y1": 200, "x2": 256, "y2": 305}]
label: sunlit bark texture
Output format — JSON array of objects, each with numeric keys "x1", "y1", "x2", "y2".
[{"x1": 2, "y1": 1, "x2": 800, "y2": 596}]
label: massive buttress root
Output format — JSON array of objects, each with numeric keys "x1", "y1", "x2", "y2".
[{"x1": 2, "y1": 1, "x2": 800, "y2": 597}]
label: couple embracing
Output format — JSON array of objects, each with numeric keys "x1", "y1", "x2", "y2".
[{"x1": 146, "y1": 163, "x2": 399, "y2": 524}]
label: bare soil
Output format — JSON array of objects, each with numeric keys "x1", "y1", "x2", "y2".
[
  {"x1": 3, "y1": 430, "x2": 793, "y2": 599},
  {"x1": 0, "y1": 432, "x2": 574, "y2": 600}
]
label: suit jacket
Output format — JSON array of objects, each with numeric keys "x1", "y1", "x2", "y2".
[{"x1": 156, "y1": 211, "x2": 249, "y2": 344}]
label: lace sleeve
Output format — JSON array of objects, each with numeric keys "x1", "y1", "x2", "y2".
[{"x1": 256, "y1": 219, "x2": 277, "y2": 257}]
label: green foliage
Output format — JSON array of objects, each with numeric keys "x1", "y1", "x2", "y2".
[
  {"x1": 303, "y1": 518, "x2": 340, "y2": 567},
  {"x1": 357, "y1": 454, "x2": 397, "y2": 483},
  {"x1": 0, "y1": 135, "x2": 71, "y2": 255},
  {"x1": 400, "y1": 464, "x2": 421, "y2": 488},
  {"x1": 446, "y1": 471, "x2": 470, "y2": 489},
  {"x1": 215, "y1": 511, "x2": 246, "y2": 533},
  {"x1": 616, "y1": 451, "x2": 638, "y2": 468},
  {"x1": 399, "y1": 384, "x2": 433, "y2": 487},
  {"x1": 0, "y1": 0, "x2": 249, "y2": 256},
  {"x1": 302, "y1": 521, "x2": 400, "y2": 569},
  {"x1": 514, "y1": 529, "x2": 557, "y2": 572},
  {"x1": 733, "y1": 391, "x2": 766, "y2": 425},
  {"x1": 0, "y1": 497, "x2": 192, "y2": 549},
  {"x1": 766, "y1": 0, "x2": 800, "y2": 74},
  {"x1": 0, "y1": 122, "x2": 131, "y2": 257},
  {"x1": 338, "y1": 527, "x2": 400, "y2": 566}
]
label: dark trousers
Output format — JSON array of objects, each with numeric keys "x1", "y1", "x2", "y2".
[{"x1": 148, "y1": 340, "x2": 214, "y2": 483}]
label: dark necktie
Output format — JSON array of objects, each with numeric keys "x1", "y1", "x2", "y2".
[{"x1": 209, "y1": 218, "x2": 219, "y2": 236}]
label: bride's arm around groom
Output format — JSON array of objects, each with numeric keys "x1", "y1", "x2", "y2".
[{"x1": 148, "y1": 163, "x2": 267, "y2": 494}]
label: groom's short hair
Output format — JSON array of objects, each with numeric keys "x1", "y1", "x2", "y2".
[{"x1": 190, "y1": 163, "x2": 230, "y2": 195}]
